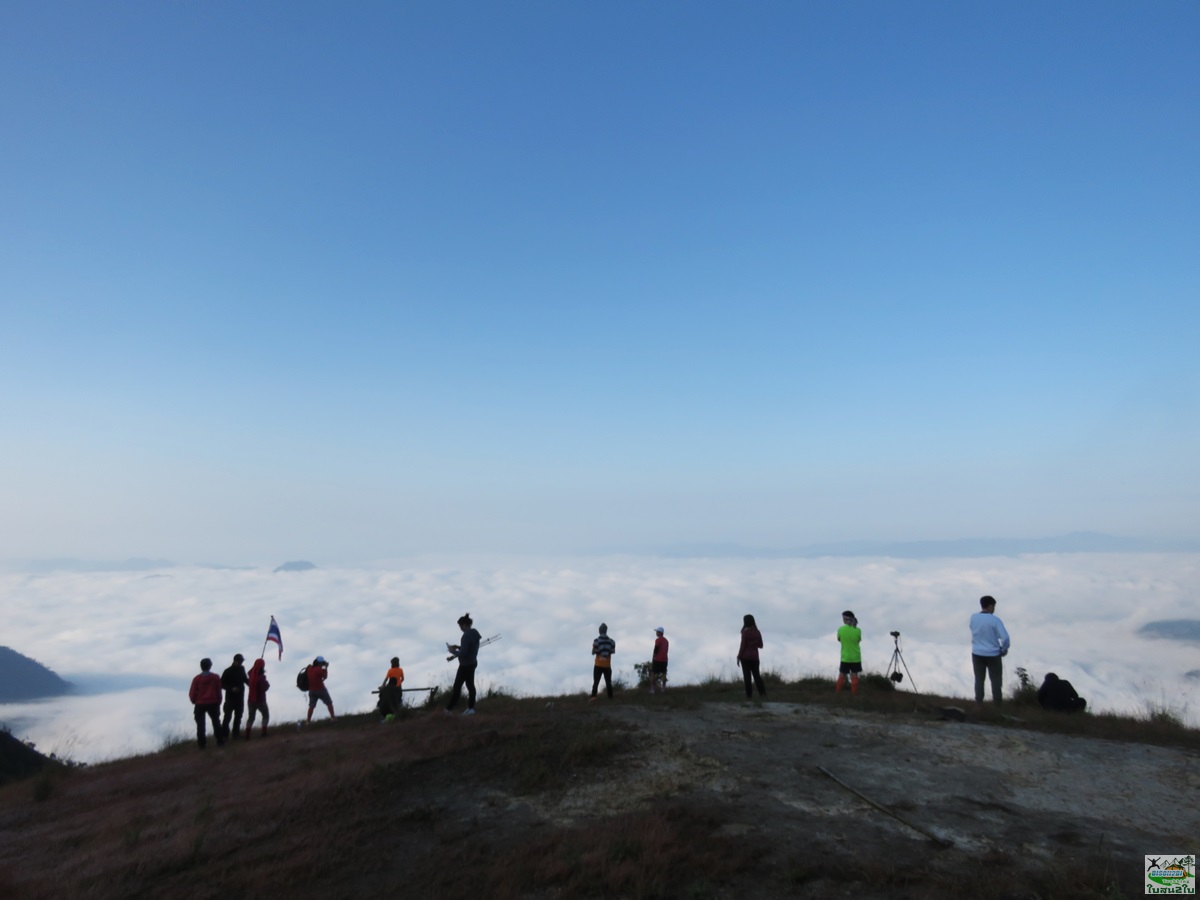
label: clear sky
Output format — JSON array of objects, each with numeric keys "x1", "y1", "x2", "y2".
[{"x1": 2, "y1": 2, "x2": 1197, "y2": 563}]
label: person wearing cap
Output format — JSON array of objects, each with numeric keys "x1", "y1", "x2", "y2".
[
  {"x1": 188, "y1": 658, "x2": 224, "y2": 750},
  {"x1": 970, "y1": 595, "x2": 1011, "y2": 705},
  {"x1": 306, "y1": 656, "x2": 335, "y2": 723},
  {"x1": 836, "y1": 611, "x2": 862, "y2": 695},
  {"x1": 220, "y1": 653, "x2": 250, "y2": 739},
  {"x1": 650, "y1": 627, "x2": 669, "y2": 693},
  {"x1": 737, "y1": 614, "x2": 766, "y2": 699},
  {"x1": 245, "y1": 657, "x2": 270, "y2": 738},
  {"x1": 446, "y1": 613, "x2": 482, "y2": 715},
  {"x1": 590, "y1": 623, "x2": 617, "y2": 700},
  {"x1": 378, "y1": 656, "x2": 405, "y2": 720}
]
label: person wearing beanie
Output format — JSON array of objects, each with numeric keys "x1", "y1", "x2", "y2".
[
  {"x1": 220, "y1": 653, "x2": 250, "y2": 739},
  {"x1": 590, "y1": 623, "x2": 617, "y2": 701},
  {"x1": 650, "y1": 627, "x2": 669, "y2": 693},
  {"x1": 306, "y1": 656, "x2": 335, "y2": 723},
  {"x1": 836, "y1": 611, "x2": 862, "y2": 695},
  {"x1": 188, "y1": 658, "x2": 224, "y2": 749},
  {"x1": 737, "y1": 614, "x2": 766, "y2": 699},
  {"x1": 245, "y1": 657, "x2": 270, "y2": 738}
]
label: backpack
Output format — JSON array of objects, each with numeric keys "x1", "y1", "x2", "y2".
[{"x1": 296, "y1": 667, "x2": 309, "y2": 692}]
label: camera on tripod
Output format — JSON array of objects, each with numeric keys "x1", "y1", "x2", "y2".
[{"x1": 886, "y1": 629, "x2": 915, "y2": 690}]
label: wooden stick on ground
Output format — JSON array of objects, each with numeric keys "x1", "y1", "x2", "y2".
[{"x1": 816, "y1": 766, "x2": 954, "y2": 848}]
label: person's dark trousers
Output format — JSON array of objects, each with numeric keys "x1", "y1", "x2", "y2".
[
  {"x1": 972, "y1": 654, "x2": 1004, "y2": 704},
  {"x1": 741, "y1": 659, "x2": 766, "y2": 698},
  {"x1": 195, "y1": 703, "x2": 223, "y2": 748},
  {"x1": 446, "y1": 663, "x2": 477, "y2": 711},
  {"x1": 221, "y1": 693, "x2": 245, "y2": 738},
  {"x1": 246, "y1": 700, "x2": 269, "y2": 736},
  {"x1": 591, "y1": 666, "x2": 613, "y2": 698}
]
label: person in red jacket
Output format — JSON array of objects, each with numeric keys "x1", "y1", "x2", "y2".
[
  {"x1": 306, "y1": 656, "x2": 335, "y2": 723},
  {"x1": 650, "y1": 627, "x2": 669, "y2": 693},
  {"x1": 188, "y1": 658, "x2": 224, "y2": 749},
  {"x1": 245, "y1": 657, "x2": 270, "y2": 738},
  {"x1": 737, "y1": 614, "x2": 766, "y2": 699}
]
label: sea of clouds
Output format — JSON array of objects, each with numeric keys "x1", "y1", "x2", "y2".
[{"x1": 2, "y1": 552, "x2": 1197, "y2": 763}]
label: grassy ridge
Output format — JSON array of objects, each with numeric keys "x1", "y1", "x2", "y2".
[{"x1": 0, "y1": 676, "x2": 1194, "y2": 899}]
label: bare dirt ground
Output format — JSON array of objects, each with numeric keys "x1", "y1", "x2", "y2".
[{"x1": 0, "y1": 695, "x2": 1196, "y2": 899}]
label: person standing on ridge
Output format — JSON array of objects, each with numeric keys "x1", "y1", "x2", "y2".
[
  {"x1": 970, "y1": 595, "x2": 1011, "y2": 705},
  {"x1": 220, "y1": 653, "x2": 249, "y2": 739},
  {"x1": 446, "y1": 613, "x2": 482, "y2": 715},
  {"x1": 306, "y1": 656, "x2": 336, "y2": 723},
  {"x1": 189, "y1": 658, "x2": 224, "y2": 749},
  {"x1": 836, "y1": 611, "x2": 862, "y2": 695},
  {"x1": 590, "y1": 623, "x2": 616, "y2": 701},
  {"x1": 738, "y1": 614, "x2": 766, "y2": 699},
  {"x1": 379, "y1": 656, "x2": 405, "y2": 720},
  {"x1": 650, "y1": 626, "x2": 669, "y2": 693},
  {"x1": 245, "y1": 657, "x2": 270, "y2": 737}
]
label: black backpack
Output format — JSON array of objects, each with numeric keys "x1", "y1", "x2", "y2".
[{"x1": 296, "y1": 667, "x2": 309, "y2": 692}]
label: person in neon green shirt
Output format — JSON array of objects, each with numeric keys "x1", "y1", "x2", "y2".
[{"x1": 836, "y1": 610, "x2": 862, "y2": 695}]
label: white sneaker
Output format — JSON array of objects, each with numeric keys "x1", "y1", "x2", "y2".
[{"x1": 463, "y1": 708, "x2": 476, "y2": 716}]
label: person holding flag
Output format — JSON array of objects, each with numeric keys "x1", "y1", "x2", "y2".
[{"x1": 245, "y1": 657, "x2": 270, "y2": 738}]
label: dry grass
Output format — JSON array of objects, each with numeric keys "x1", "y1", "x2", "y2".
[{"x1": 0, "y1": 678, "x2": 1192, "y2": 899}]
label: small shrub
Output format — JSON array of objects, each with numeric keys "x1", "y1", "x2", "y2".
[
  {"x1": 859, "y1": 673, "x2": 896, "y2": 692},
  {"x1": 632, "y1": 661, "x2": 653, "y2": 689},
  {"x1": 1010, "y1": 667, "x2": 1040, "y2": 706}
]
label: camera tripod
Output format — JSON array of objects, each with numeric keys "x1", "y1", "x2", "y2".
[{"x1": 886, "y1": 631, "x2": 917, "y2": 694}]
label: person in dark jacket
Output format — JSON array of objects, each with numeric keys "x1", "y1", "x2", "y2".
[
  {"x1": 737, "y1": 614, "x2": 766, "y2": 699},
  {"x1": 446, "y1": 613, "x2": 482, "y2": 715},
  {"x1": 188, "y1": 658, "x2": 224, "y2": 749},
  {"x1": 590, "y1": 623, "x2": 617, "y2": 700},
  {"x1": 1037, "y1": 672, "x2": 1087, "y2": 712},
  {"x1": 220, "y1": 653, "x2": 250, "y2": 738},
  {"x1": 245, "y1": 657, "x2": 270, "y2": 738}
]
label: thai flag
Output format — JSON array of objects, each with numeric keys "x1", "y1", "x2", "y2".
[{"x1": 266, "y1": 616, "x2": 283, "y2": 660}]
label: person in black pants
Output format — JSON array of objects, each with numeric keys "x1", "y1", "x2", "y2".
[
  {"x1": 446, "y1": 613, "x2": 482, "y2": 715},
  {"x1": 1037, "y1": 672, "x2": 1087, "y2": 712},
  {"x1": 220, "y1": 653, "x2": 249, "y2": 739},
  {"x1": 188, "y1": 658, "x2": 224, "y2": 749},
  {"x1": 738, "y1": 614, "x2": 766, "y2": 698}
]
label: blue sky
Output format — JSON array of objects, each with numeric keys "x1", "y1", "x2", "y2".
[{"x1": 2, "y1": 2, "x2": 1197, "y2": 562}]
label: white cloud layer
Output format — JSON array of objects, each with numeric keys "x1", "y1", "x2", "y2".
[{"x1": 2, "y1": 553, "x2": 1197, "y2": 762}]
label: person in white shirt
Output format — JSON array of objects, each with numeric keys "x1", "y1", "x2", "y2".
[{"x1": 970, "y1": 595, "x2": 1011, "y2": 705}]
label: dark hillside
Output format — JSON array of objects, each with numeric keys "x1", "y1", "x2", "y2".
[
  {"x1": 0, "y1": 730, "x2": 50, "y2": 786},
  {"x1": 0, "y1": 646, "x2": 70, "y2": 702},
  {"x1": 0, "y1": 681, "x2": 1195, "y2": 899}
]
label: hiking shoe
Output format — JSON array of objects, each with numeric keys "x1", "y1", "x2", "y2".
[{"x1": 463, "y1": 708, "x2": 476, "y2": 716}]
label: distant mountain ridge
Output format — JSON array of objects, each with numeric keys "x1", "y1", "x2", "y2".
[
  {"x1": 274, "y1": 560, "x2": 317, "y2": 573},
  {"x1": 0, "y1": 647, "x2": 70, "y2": 703},
  {"x1": 644, "y1": 532, "x2": 1200, "y2": 559}
]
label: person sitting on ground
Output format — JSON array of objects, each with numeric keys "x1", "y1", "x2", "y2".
[
  {"x1": 1037, "y1": 672, "x2": 1087, "y2": 713},
  {"x1": 836, "y1": 611, "x2": 862, "y2": 695},
  {"x1": 378, "y1": 656, "x2": 405, "y2": 720},
  {"x1": 306, "y1": 656, "x2": 335, "y2": 723}
]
